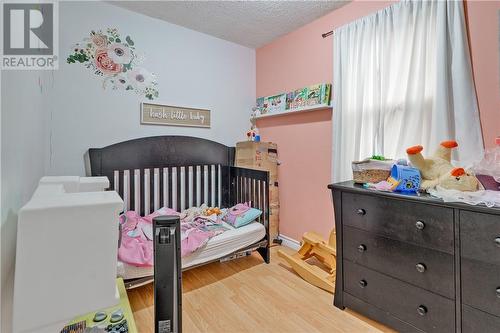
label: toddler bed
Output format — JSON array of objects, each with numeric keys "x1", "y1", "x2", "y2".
[{"x1": 87, "y1": 136, "x2": 270, "y2": 289}]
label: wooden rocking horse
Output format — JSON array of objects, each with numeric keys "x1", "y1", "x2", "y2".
[{"x1": 278, "y1": 230, "x2": 336, "y2": 293}]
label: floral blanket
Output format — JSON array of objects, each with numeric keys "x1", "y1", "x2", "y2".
[{"x1": 118, "y1": 205, "x2": 228, "y2": 267}]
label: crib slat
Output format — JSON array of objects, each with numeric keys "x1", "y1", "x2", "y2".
[
  {"x1": 239, "y1": 176, "x2": 243, "y2": 203},
  {"x1": 257, "y1": 180, "x2": 262, "y2": 222},
  {"x1": 247, "y1": 177, "x2": 251, "y2": 203},
  {"x1": 237, "y1": 174, "x2": 241, "y2": 203},
  {"x1": 251, "y1": 178, "x2": 256, "y2": 208},
  {"x1": 217, "y1": 165, "x2": 222, "y2": 208},
  {"x1": 123, "y1": 170, "x2": 129, "y2": 211},
  {"x1": 184, "y1": 166, "x2": 190, "y2": 209},
  {"x1": 153, "y1": 168, "x2": 159, "y2": 211},
  {"x1": 203, "y1": 165, "x2": 209, "y2": 205},
  {"x1": 162, "y1": 168, "x2": 172, "y2": 207},
  {"x1": 180, "y1": 167, "x2": 186, "y2": 211},
  {"x1": 196, "y1": 166, "x2": 201, "y2": 207},
  {"x1": 113, "y1": 170, "x2": 119, "y2": 193},
  {"x1": 134, "y1": 169, "x2": 141, "y2": 213},
  {"x1": 172, "y1": 167, "x2": 178, "y2": 211},
  {"x1": 144, "y1": 169, "x2": 150, "y2": 215},
  {"x1": 210, "y1": 165, "x2": 216, "y2": 207},
  {"x1": 244, "y1": 177, "x2": 248, "y2": 203},
  {"x1": 263, "y1": 181, "x2": 268, "y2": 227},
  {"x1": 188, "y1": 166, "x2": 193, "y2": 208}
]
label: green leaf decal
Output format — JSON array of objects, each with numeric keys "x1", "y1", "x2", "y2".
[{"x1": 125, "y1": 36, "x2": 134, "y2": 46}]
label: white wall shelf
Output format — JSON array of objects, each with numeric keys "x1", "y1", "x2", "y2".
[{"x1": 254, "y1": 103, "x2": 332, "y2": 120}]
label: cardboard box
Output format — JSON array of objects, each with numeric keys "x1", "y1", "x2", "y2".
[
  {"x1": 236, "y1": 141, "x2": 279, "y2": 241},
  {"x1": 269, "y1": 205, "x2": 279, "y2": 244}
]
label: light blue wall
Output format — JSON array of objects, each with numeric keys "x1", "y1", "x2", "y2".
[
  {"x1": 1, "y1": 70, "x2": 47, "y2": 333},
  {"x1": 45, "y1": 1, "x2": 256, "y2": 176}
]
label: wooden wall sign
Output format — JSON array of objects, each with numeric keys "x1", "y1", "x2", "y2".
[{"x1": 141, "y1": 103, "x2": 211, "y2": 128}]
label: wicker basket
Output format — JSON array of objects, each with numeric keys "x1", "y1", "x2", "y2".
[{"x1": 352, "y1": 158, "x2": 394, "y2": 184}]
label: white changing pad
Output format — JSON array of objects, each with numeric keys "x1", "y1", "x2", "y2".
[{"x1": 117, "y1": 221, "x2": 266, "y2": 280}]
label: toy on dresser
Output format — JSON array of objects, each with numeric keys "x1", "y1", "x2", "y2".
[{"x1": 406, "y1": 140, "x2": 480, "y2": 191}]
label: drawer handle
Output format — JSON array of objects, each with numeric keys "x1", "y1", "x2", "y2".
[
  {"x1": 415, "y1": 221, "x2": 425, "y2": 230},
  {"x1": 495, "y1": 237, "x2": 500, "y2": 247},
  {"x1": 359, "y1": 280, "x2": 367, "y2": 288},
  {"x1": 496, "y1": 287, "x2": 500, "y2": 298},
  {"x1": 358, "y1": 244, "x2": 367, "y2": 252},
  {"x1": 356, "y1": 208, "x2": 366, "y2": 216},
  {"x1": 416, "y1": 263, "x2": 427, "y2": 273},
  {"x1": 417, "y1": 305, "x2": 428, "y2": 316}
]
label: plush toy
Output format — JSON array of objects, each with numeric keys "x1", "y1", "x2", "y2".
[
  {"x1": 406, "y1": 140, "x2": 480, "y2": 191},
  {"x1": 203, "y1": 206, "x2": 222, "y2": 216}
]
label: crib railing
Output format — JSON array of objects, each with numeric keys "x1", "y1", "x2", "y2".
[
  {"x1": 110, "y1": 165, "x2": 269, "y2": 229},
  {"x1": 112, "y1": 165, "x2": 223, "y2": 214},
  {"x1": 228, "y1": 167, "x2": 269, "y2": 227}
]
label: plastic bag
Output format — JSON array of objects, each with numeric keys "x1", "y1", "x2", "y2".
[{"x1": 472, "y1": 138, "x2": 500, "y2": 185}]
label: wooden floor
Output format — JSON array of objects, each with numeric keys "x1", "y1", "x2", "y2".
[{"x1": 128, "y1": 246, "x2": 394, "y2": 333}]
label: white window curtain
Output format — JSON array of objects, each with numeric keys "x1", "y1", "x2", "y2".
[{"x1": 332, "y1": 0, "x2": 484, "y2": 182}]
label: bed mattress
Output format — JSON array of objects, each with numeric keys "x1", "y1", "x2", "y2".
[{"x1": 117, "y1": 221, "x2": 266, "y2": 280}]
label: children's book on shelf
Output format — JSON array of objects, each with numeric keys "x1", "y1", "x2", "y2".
[
  {"x1": 286, "y1": 88, "x2": 308, "y2": 110},
  {"x1": 257, "y1": 93, "x2": 286, "y2": 114},
  {"x1": 288, "y1": 83, "x2": 331, "y2": 110},
  {"x1": 256, "y1": 83, "x2": 331, "y2": 116}
]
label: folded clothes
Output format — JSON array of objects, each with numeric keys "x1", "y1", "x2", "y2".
[{"x1": 428, "y1": 186, "x2": 500, "y2": 208}]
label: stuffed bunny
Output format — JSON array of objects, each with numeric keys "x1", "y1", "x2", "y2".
[{"x1": 406, "y1": 140, "x2": 480, "y2": 191}]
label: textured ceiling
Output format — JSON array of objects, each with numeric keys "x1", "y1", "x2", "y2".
[{"x1": 109, "y1": 1, "x2": 350, "y2": 48}]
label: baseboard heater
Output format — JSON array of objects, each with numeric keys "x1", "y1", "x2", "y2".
[{"x1": 154, "y1": 216, "x2": 182, "y2": 333}]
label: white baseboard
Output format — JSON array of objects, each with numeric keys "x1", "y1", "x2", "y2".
[{"x1": 278, "y1": 234, "x2": 301, "y2": 250}]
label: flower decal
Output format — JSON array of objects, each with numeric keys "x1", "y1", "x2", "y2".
[
  {"x1": 67, "y1": 28, "x2": 159, "y2": 100},
  {"x1": 128, "y1": 68, "x2": 153, "y2": 90},
  {"x1": 107, "y1": 43, "x2": 132, "y2": 64},
  {"x1": 91, "y1": 34, "x2": 108, "y2": 48},
  {"x1": 110, "y1": 74, "x2": 130, "y2": 90},
  {"x1": 95, "y1": 48, "x2": 122, "y2": 75}
]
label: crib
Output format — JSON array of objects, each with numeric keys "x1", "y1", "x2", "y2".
[{"x1": 87, "y1": 135, "x2": 270, "y2": 288}]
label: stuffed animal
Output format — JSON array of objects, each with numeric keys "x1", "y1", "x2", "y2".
[
  {"x1": 203, "y1": 206, "x2": 222, "y2": 216},
  {"x1": 406, "y1": 140, "x2": 480, "y2": 191}
]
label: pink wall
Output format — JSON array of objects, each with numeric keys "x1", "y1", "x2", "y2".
[
  {"x1": 466, "y1": 0, "x2": 500, "y2": 149},
  {"x1": 256, "y1": 1, "x2": 393, "y2": 241},
  {"x1": 257, "y1": 0, "x2": 500, "y2": 241}
]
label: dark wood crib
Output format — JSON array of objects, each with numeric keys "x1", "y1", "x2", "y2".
[{"x1": 87, "y1": 135, "x2": 271, "y2": 288}]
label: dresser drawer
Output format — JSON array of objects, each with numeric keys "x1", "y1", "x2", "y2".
[
  {"x1": 462, "y1": 258, "x2": 500, "y2": 317},
  {"x1": 344, "y1": 260, "x2": 455, "y2": 332},
  {"x1": 342, "y1": 192, "x2": 454, "y2": 253},
  {"x1": 461, "y1": 210, "x2": 500, "y2": 265},
  {"x1": 343, "y1": 226, "x2": 455, "y2": 298},
  {"x1": 462, "y1": 304, "x2": 500, "y2": 333}
]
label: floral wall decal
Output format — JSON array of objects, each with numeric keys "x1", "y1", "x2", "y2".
[{"x1": 67, "y1": 28, "x2": 159, "y2": 100}]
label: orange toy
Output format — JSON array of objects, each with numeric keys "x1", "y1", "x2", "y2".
[{"x1": 203, "y1": 207, "x2": 222, "y2": 216}]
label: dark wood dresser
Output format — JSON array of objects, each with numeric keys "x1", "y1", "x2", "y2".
[{"x1": 329, "y1": 181, "x2": 500, "y2": 333}]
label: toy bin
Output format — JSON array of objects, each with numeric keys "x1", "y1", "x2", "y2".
[{"x1": 389, "y1": 165, "x2": 421, "y2": 192}]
